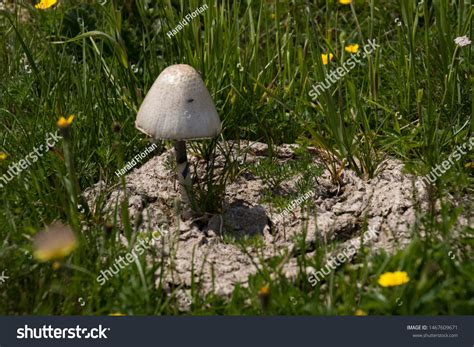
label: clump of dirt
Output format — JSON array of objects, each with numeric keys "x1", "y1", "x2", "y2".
[{"x1": 84, "y1": 142, "x2": 450, "y2": 298}]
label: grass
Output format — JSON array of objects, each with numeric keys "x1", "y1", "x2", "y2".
[{"x1": 0, "y1": 0, "x2": 472, "y2": 315}]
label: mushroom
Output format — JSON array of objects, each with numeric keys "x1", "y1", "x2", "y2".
[{"x1": 135, "y1": 64, "x2": 221, "y2": 210}]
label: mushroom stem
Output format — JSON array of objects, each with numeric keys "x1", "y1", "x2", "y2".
[{"x1": 174, "y1": 140, "x2": 192, "y2": 206}]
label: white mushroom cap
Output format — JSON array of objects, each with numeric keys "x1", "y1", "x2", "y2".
[{"x1": 136, "y1": 64, "x2": 221, "y2": 140}]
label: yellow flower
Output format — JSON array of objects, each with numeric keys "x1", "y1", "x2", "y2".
[
  {"x1": 355, "y1": 309, "x2": 367, "y2": 316},
  {"x1": 52, "y1": 261, "x2": 61, "y2": 270},
  {"x1": 57, "y1": 115, "x2": 74, "y2": 128},
  {"x1": 258, "y1": 285, "x2": 270, "y2": 296},
  {"x1": 378, "y1": 271, "x2": 410, "y2": 287},
  {"x1": 33, "y1": 222, "x2": 77, "y2": 262},
  {"x1": 109, "y1": 313, "x2": 126, "y2": 316},
  {"x1": 258, "y1": 285, "x2": 270, "y2": 310},
  {"x1": 345, "y1": 44, "x2": 359, "y2": 53},
  {"x1": 321, "y1": 53, "x2": 334, "y2": 65},
  {"x1": 0, "y1": 152, "x2": 7, "y2": 161},
  {"x1": 339, "y1": 0, "x2": 352, "y2": 4},
  {"x1": 35, "y1": 0, "x2": 57, "y2": 9}
]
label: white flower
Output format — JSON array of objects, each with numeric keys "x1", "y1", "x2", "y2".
[{"x1": 454, "y1": 36, "x2": 471, "y2": 47}]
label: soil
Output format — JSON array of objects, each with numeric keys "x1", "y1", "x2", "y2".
[{"x1": 84, "y1": 141, "x2": 469, "y2": 302}]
